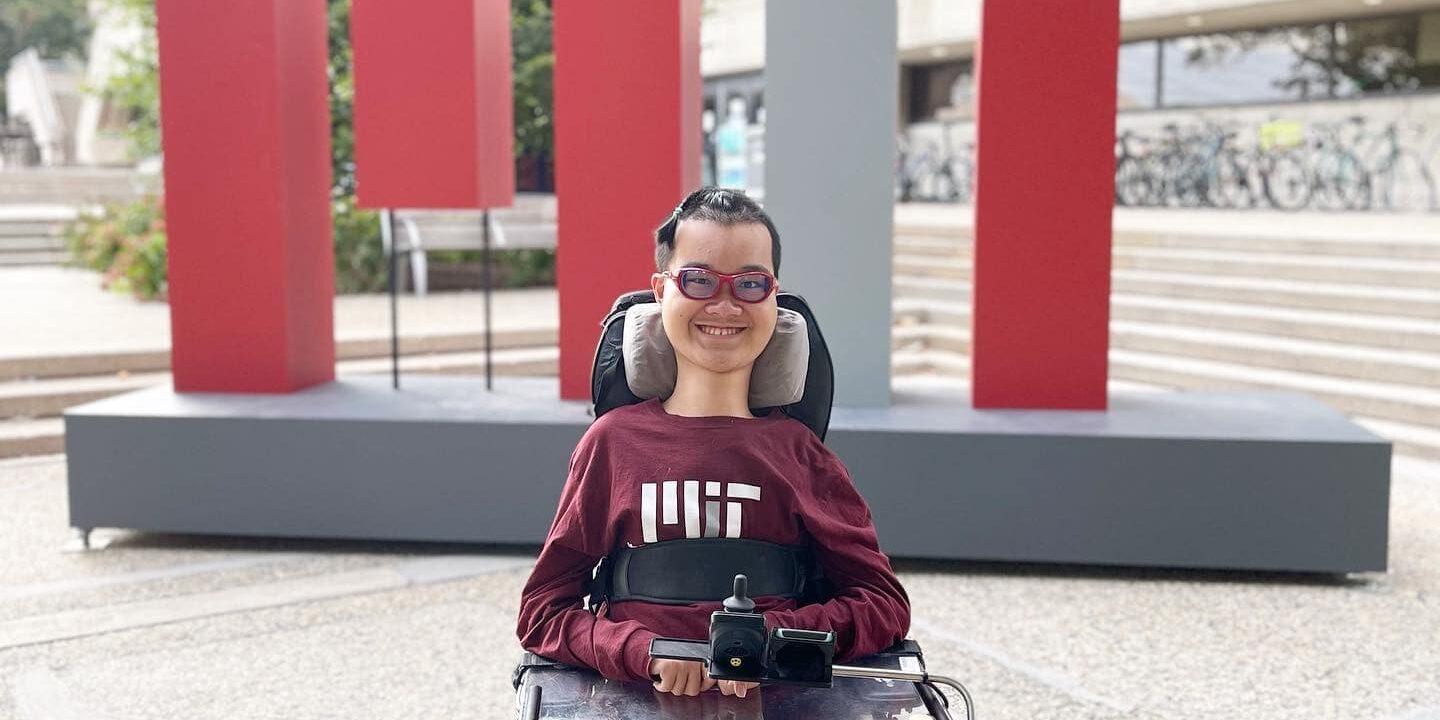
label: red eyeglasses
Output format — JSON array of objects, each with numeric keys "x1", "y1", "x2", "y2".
[{"x1": 665, "y1": 267, "x2": 777, "y2": 303}]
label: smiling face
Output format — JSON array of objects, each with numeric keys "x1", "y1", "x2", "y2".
[{"x1": 650, "y1": 219, "x2": 778, "y2": 377}]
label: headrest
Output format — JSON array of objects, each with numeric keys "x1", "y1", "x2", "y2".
[{"x1": 622, "y1": 303, "x2": 810, "y2": 408}]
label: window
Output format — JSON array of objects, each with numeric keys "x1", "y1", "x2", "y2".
[
  {"x1": 1332, "y1": 12, "x2": 1440, "y2": 97},
  {"x1": 1117, "y1": 41, "x2": 1159, "y2": 110},
  {"x1": 1161, "y1": 26, "x2": 1333, "y2": 107},
  {"x1": 905, "y1": 60, "x2": 972, "y2": 123}
]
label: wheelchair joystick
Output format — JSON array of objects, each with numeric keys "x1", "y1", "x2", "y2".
[
  {"x1": 646, "y1": 573, "x2": 975, "y2": 719},
  {"x1": 709, "y1": 574, "x2": 767, "y2": 680},
  {"x1": 724, "y1": 574, "x2": 755, "y2": 613}
]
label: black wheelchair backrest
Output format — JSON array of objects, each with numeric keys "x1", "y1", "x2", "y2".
[{"x1": 590, "y1": 290, "x2": 835, "y2": 440}]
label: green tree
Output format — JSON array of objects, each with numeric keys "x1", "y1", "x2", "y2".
[
  {"x1": 100, "y1": 0, "x2": 159, "y2": 158},
  {"x1": 511, "y1": 0, "x2": 553, "y2": 162},
  {"x1": 0, "y1": 0, "x2": 91, "y2": 119},
  {"x1": 71, "y1": 0, "x2": 557, "y2": 295}
]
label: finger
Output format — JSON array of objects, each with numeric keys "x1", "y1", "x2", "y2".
[
  {"x1": 668, "y1": 665, "x2": 690, "y2": 696},
  {"x1": 681, "y1": 666, "x2": 703, "y2": 696},
  {"x1": 700, "y1": 675, "x2": 717, "y2": 694},
  {"x1": 653, "y1": 665, "x2": 675, "y2": 694},
  {"x1": 718, "y1": 680, "x2": 734, "y2": 696},
  {"x1": 738, "y1": 681, "x2": 758, "y2": 698}
]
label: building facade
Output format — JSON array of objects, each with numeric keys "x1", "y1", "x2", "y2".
[{"x1": 703, "y1": 0, "x2": 1440, "y2": 211}]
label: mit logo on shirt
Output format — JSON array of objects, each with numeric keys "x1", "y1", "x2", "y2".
[{"x1": 639, "y1": 481, "x2": 762, "y2": 543}]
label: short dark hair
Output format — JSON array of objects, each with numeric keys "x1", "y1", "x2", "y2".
[{"x1": 655, "y1": 187, "x2": 781, "y2": 276}]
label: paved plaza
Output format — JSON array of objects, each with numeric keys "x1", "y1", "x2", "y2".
[
  {"x1": 1, "y1": 451, "x2": 1438, "y2": 720},
  {"x1": 4, "y1": 204, "x2": 1440, "y2": 718}
]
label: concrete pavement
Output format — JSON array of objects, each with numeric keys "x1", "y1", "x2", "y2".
[{"x1": 2, "y1": 451, "x2": 1438, "y2": 720}]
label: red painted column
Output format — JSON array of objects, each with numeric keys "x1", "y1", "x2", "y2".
[
  {"x1": 970, "y1": 0, "x2": 1119, "y2": 410},
  {"x1": 352, "y1": 0, "x2": 515, "y2": 209},
  {"x1": 157, "y1": 0, "x2": 335, "y2": 392},
  {"x1": 553, "y1": 0, "x2": 701, "y2": 399}
]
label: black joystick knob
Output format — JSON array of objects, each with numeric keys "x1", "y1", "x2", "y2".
[{"x1": 724, "y1": 574, "x2": 756, "y2": 613}]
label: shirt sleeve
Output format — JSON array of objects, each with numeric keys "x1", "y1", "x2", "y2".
[
  {"x1": 762, "y1": 446, "x2": 911, "y2": 661},
  {"x1": 515, "y1": 429, "x2": 658, "y2": 682}
]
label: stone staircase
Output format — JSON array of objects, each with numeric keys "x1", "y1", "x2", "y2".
[
  {"x1": 0, "y1": 330, "x2": 558, "y2": 460},
  {"x1": 0, "y1": 167, "x2": 156, "y2": 205},
  {"x1": 0, "y1": 167, "x2": 158, "y2": 267},
  {"x1": 890, "y1": 222, "x2": 1440, "y2": 460},
  {"x1": 0, "y1": 206, "x2": 73, "y2": 266},
  {"x1": 8, "y1": 209, "x2": 1439, "y2": 461}
]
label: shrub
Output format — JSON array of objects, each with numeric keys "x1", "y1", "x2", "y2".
[{"x1": 66, "y1": 195, "x2": 167, "y2": 300}]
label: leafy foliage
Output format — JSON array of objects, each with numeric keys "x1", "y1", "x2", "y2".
[{"x1": 66, "y1": 0, "x2": 556, "y2": 296}]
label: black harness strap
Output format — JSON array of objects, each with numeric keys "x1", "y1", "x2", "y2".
[{"x1": 589, "y1": 538, "x2": 818, "y2": 609}]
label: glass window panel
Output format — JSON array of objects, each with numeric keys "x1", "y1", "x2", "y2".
[
  {"x1": 1117, "y1": 41, "x2": 1158, "y2": 110},
  {"x1": 1333, "y1": 13, "x2": 1440, "y2": 96},
  {"x1": 905, "y1": 60, "x2": 973, "y2": 122},
  {"x1": 1161, "y1": 26, "x2": 1332, "y2": 107}
]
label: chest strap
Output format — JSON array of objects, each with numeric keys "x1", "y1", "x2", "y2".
[{"x1": 590, "y1": 538, "x2": 817, "y2": 609}]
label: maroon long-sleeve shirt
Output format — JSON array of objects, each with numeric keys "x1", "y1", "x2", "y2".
[{"x1": 515, "y1": 399, "x2": 910, "y2": 682}]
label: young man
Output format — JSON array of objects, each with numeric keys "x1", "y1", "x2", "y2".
[{"x1": 515, "y1": 187, "x2": 909, "y2": 699}]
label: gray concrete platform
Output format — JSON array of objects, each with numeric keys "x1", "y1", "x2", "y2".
[
  {"x1": 2, "y1": 453, "x2": 1439, "y2": 720},
  {"x1": 64, "y1": 376, "x2": 1389, "y2": 572}
]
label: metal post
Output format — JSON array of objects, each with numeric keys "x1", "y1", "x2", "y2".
[
  {"x1": 384, "y1": 208, "x2": 400, "y2": 390},
  {"x1": 832, "y1": 665, "x2": 974, "y2": 720},
  {"x1": 1154, "y1": 39, "x2": 1164, "y2": 108},
  {"x1": 483, "y1": 210, "x2": 494, "y2": 390}
]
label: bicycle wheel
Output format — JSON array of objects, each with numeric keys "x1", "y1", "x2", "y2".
[
  {"x1": 1313, "y1": 151, "x2": 1370, "y2": 211},
  {"x1": 1262, "y1": 152, "x2": 1312, "y2": 211},
  {"x1": 1214, "y1": 154, "x2": 1256, "y2": 209},
  {"x1": 1379, "y1": 152, "x2": 1436, "y2": 212},
  {"x1": 1115, "y1": 156, "x2": 1151, "y2": 207}
]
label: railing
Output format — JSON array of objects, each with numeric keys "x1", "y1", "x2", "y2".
[{"x1": 3, "y1": 48, "x2": 66, "y2": 167}]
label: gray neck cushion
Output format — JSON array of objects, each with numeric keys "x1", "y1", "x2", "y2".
[{"x1": 622, "y1": 303, "x2": 810, "y2": 408}]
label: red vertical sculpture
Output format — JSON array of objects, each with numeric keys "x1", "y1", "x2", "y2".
[
  {"x1": 157, "y1": 0, "x2": 336, "y2": 392},
  {"x1": 351, "y1": 0, "x2": 515, "y2": 209},
  {"x1": 553, "y1": 0, "x2": 702, "y2": 399},
  {"x1": 971, "y1": 0, "x2": 1119, "y2": 409}
]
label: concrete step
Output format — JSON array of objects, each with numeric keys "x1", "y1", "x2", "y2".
[
  {"x1": 0, "y1": 348, "x2": 562, "y2": 459},
  {"x1": 1109, "y1": 320, "x2": 1440, "y2": 387},
  {"x1": 0, "y1": 169, "x2": 157, "y2": 204},
  {"x1": 893, "y1": 322, "x2": 971, "y2": 355},
  {"x1": 893, "y1": 235, "x2": 968, "y2": 258},
  {"x1": 0, "y1": 372, "x2": 167, "y2": 419},
  {"x1": 0, "y1": 349, "x2": 171, "y2": 382},
  {"x1": 337, "y1": 347, "x2": 558, "y2": 377},
  {"x1": 893, "y1": 254, "x2": 970, "y2": 281},
  {"x1": 1112, "y1": 295, "x2": 1440, "y2": 354},
  {"x1": 895, "y1": 221, "x2": 1440, "y2": 262},
  {"x1": 892, "y1": 314, "x2": 1440, "y2": 388},
  {"x1": 893, "y1": 275, "x2": 972, "y2": 304},
  {"x1": 1353, "y1": 417, "x2": 1440, "y2": 461},
  {"x1": 0, "y1": 250, "x2": 69, "y2": 266},
  {"x1": 892, "y1": 224, "x2": 971, "y2": 242},
  {"x1": 0, "y1": 418, "x2": 64, "y2": 459},
  {"x1": 0, "y1": 204, "x2": 82, "y2": 222},
  {"x1": 0, "y1": 328, "x2": 560, "y2": 382},
  {"x1": 894, "y1": 277, "x2": 1440, "y2": 354},
  {"x1": 893, "y1": 296, "x2": 971, "y2": 327},
  {"x1": 893, "y1": 239, "x2": 1440, "y2": 289},
  {"x1": 0, "y1": 221, "x2": 65, "y2": 238},
  {"x1": 889, "y1": 345, "x2": 1439, "y2": 458},
  {"x1": 334, "y1": 327, "x2": 558, "y2": 362},
  {"x1": 0, "y1": 235, "x2": 66, "y2": 252},
  {"x1": 1115, "y1": 247, "x2": 1440, "y2": 289},
  {"x1": 891, "y1": 355, "x2": 1170, "y2": 396},
  {"x1": 1108, "y1": 348, "x2": 1440, "y2": 428},
  {"x1": 1114, "y1": 228, "x2": 1440, "y2": 262},
  {"x1": 892, "y1": 347, "x2": 972, "y2": 377},
  {"x1": 1113, "y1": 269, "x2": 1440, "y2": 320}
]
